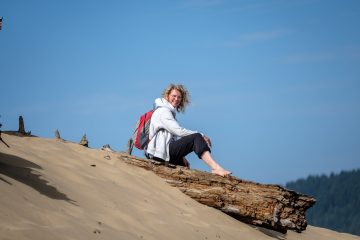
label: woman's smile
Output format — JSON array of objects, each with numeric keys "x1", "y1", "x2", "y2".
[{"x1": 168, "y1": 89, "x2": 182, "y2": 108}]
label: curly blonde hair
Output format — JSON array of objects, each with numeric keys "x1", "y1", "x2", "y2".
[{"x1": 162, "y1": 84, "x2": 190, "y2": 112}]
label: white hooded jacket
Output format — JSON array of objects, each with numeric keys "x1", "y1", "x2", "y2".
[{"x1": 146, "y1": 98, "x2": 198, "y2": 161}]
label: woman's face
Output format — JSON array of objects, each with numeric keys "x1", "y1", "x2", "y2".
[{"x1": 167, "y1": 89, "x2": 182, "y2": 108}]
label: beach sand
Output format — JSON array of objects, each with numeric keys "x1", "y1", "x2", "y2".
[{"x1": 1, "y1": 133, "x2": 359, "y2": 240}]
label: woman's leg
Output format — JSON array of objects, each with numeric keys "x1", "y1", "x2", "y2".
[
  {"x1": 200, "y1": 151, "x2": 231, "y2": 177},
  {"x1": 169, "y1": 133, "x2": 204, "y2": 166},
  {"x1": 169, "y1": 133, "x2": 231, "y2": 176}
]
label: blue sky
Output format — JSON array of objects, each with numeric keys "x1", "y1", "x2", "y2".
[{"x1": 1, "y1": 0, "x2": 359, "y2": 184}]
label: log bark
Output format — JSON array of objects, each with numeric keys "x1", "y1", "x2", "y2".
[{"x1": 117, "y1": 154, "x2": 316, "y2": 233}]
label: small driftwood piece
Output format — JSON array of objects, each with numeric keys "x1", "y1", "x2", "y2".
[
  {"x1": 127, "y1": 138, "x2": 133, "y2": 155},
  {"x1": 1, "y1": 116, "x2": 31, "y2": 138},
  {"x1": 79, "y1": 134, "x2": 88, "y2": 147},
  {"x1": 101, "y1": 144, "x2": 114, "y2": 153},
  {"x1": 0, "y1": 123, "x2": 10, "y2": 148},
  {"x1": 18, "y1": 116, "x2": 26, "y2": 134},
  {"x1": 118, "y1": 154, "x2": 316, "y2": 233},
  {"x1": 18, "y1": 116, "x2": 31, "y2": 136},
  {"x1": 54, "y1": 129, "x2": 64, "y2": 142}
]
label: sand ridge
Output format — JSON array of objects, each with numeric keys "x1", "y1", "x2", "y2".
[{"x1": 1, "y1": 133, "x2": 359, "y2": 240}]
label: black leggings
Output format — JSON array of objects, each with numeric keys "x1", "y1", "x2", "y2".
[{"x1": 169, "y1": 133, "x2": 211, "y2": 166}]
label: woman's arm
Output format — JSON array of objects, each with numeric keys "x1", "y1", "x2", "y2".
[{"x1": 159, "y1": 109, "x2": 198, "y2": 137}]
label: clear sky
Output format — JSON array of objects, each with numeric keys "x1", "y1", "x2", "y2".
[{"x1": 1, "y1": 0, "x2": 359, "y2": 185}]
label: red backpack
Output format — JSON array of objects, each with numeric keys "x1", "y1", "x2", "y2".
[
  {"x1": 127, "y1": 107, "x2": 162, "y2": 155},
  {"x1": 132, "y1": 109, "x2": 155, "y2": 150}
]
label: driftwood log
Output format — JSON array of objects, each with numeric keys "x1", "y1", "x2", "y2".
[{"x1": 118, "y1": 154, "x2": 316, "y2": 233}]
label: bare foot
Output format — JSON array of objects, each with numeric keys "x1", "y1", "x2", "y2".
[{"x1": 211, "y1": 167, "x2": 231, "y2": 177}]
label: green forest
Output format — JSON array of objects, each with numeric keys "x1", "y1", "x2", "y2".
[{"x1": 285, "y1": 169, "x2": 360, "y2": 236}]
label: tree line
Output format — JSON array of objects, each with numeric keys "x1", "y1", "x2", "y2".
[{"x1": 285, "y1": 168, "x2": 360, "y2": 236}]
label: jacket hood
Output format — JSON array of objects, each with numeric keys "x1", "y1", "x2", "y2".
[{"x1": 154, "y1": 98, "x2": 176, "y2": 114}]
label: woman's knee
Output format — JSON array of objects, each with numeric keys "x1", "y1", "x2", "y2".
[
  {"x1": 193, "y1": 133, "x2": 203, "y2": 140},
  {"x1": 192, "y1": 133, "x2": 211, "y2": 158}
]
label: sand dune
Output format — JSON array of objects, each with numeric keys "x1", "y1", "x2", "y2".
[{"x1": 1, "y1": 133, "x2": 359, "y2": 240}]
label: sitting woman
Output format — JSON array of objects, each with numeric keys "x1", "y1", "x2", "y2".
[{"x1": 146, "y1": 84, "x2": 231, "y2": 177}]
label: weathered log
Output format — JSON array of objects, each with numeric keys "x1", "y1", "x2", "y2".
[{"x1": 117, "y1": 153, "x2": 316, "y2": 233}]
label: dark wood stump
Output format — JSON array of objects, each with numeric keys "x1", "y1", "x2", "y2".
[{"x1": 18, "y1": 116, "x2": 26, "y2": 135}]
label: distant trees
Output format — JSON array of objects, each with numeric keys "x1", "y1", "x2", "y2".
[{"x1": 285, "y1": 169, "x2": 360, "y2": 236}]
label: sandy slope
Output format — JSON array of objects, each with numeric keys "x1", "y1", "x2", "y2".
[{"x1": 0, "y1": 134, "x2": 359, "y2": 240}]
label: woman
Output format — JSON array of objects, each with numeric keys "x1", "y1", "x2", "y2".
[{"x1": 146, "y1": 84, "x2": 231, "y2": 177}]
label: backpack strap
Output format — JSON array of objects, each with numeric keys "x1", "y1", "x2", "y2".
[{"x1": 145, "y1": 106, "x2": 162, "y2": 147}]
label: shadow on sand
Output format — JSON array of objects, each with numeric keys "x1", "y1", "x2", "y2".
[
  {"x1": 254, "y1": 226, "x2": 288, "y2": 240},
  {"x1": 0, "y1": 152, "x2": 77, "y2": 205}
]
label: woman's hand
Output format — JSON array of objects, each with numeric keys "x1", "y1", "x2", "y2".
[{"x1": 203, "y1": 135, "x2": 212, "y2": 148}]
